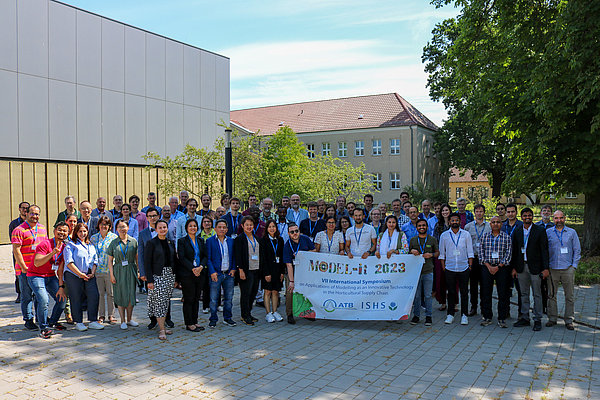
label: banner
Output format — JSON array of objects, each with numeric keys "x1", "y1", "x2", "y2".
[{"x1": 293, "y1": 251, "x2": 424, "y2": 320}]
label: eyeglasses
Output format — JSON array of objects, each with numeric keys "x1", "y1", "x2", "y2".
[{"x1": 289, "y1": 230, "x2": 299, "y2": 234}]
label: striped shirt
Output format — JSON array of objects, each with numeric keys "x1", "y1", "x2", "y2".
[
  {"x1": 11, "y1": 222, "x2": 48, "y2": 275},
  {"x1": 479, "y1": 231, "x2": 512, "y2": 266}
]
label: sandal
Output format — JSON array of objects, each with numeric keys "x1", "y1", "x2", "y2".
[
  {"x1": 164, "y1": 329, "x2": 173, "y2": 335},
  {"x1": 109, "y1": 317, "x2": 118, "y2": 325},
  {"x1": 158, "y1": 330, "x2": 167, "y2": 340}
]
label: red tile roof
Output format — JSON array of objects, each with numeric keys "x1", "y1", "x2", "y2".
[
  {"x1": 449, "y1": 167, "x2": 488, "y2": 183},
  {"x1": 230, "y1": 93, "x2": 438, "y2": 135}
]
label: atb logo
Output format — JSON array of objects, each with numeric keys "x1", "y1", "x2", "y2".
[
  {"x1": 388, "y1": 302, "x2": 398, "y2": 311},
  {"x1": 323, "y1": 299, "x2": 354, "y2": 313}
]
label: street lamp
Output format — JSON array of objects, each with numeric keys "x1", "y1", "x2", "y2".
[{"x1": 225, "y1": 128, "x2": 232, "y2": 196}]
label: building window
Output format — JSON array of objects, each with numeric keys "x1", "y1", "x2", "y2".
[
  {"x1": 355, "y1": 140, "x2": 364, "y2": 156},
  {"x1": 468, "y1": 186, "x2": 475, "y2": 199},
  {"x1": 390, "y1": 173, "x2": 401, "y2": 190},
  {"x1": 372, "y1": 139, "x2": 382, "y2": 156},
  {"x1": 322, "y1": 143, "x2": 331, "y2": 156},
  {"x1": 338, "y1": 142, "x2": 347, "y2": 157},
  {"x1": 306, "y1": 144, "x2": 315, "y2": 159},
  {"x1": 390, "y1": 138, "x2": 400, "y2": 155},
  {"x1": 456, "y1": 187, "x2": 463, "y2": 199},
  {"x1": 373, "y1": 173, "x2": 382, "y2": 191},
  {"x1": 426, "y1": 139, "x2": 432, "y2": 157}
]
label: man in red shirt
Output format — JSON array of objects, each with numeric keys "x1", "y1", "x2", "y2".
[
  {"x1": 30, "y1": 222, "x2": 70, "y2": 338},
  {"x1": 12, "y1": 205, "x2": 48, "y2": 330}
]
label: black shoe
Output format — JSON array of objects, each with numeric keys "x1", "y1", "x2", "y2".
[
  {"x1": 186, "y1": 326, "x2": 204, "y2": 332},
  {"x1": 147, "y1": 320, "x2": 158, "y2": 330},
  {"x1": 533, "y1": 321, "x2": 542, "y2": 331},
  {"x1": 165, "y1": 319, "x2": 175, "y2": 328},
  {"x1": 138, "y1": 287, "x2": 144, "y2": 294},
  {"x1": 242, "y1": 317, "x2": 254, "y2": 326},
  {"x1": 255, "y1": 301, "x2": 265, "y2": 308},
  {"x1": 410, "y1": 316, "x2": 419, "y2": 325},
  {"x1": 566, "y1": 323, "x2": 575, "y2": 330},
  {"x1": 209, "y1": 321, "x2": 217, "y2": 328},
  {"x1": 287, "y1": 315, "x2": 296, "y2": 325},
  {"x1": 467, "y1": 308, "x2": 477, "y2": 317},
  {"x1": 250, "y1": 315, "x2": 258, "y2": 322},
  {"x1": 306, "y1": 317, "x2": 316, "y2": 321},
  {"x1": 513, "y1": 318, "x2": 530, "y2": 327},
  {"x1": 425, "y1": 317, "x2": 432, "y2": 326},
  {"x1": 51, "y1": 322, "x2": 67, "y2": 331},
  {"x1": 39, "y1": 328, "x2": 53, "y2": 339},
  {"x1": 545, "y1": 321, "x2": 557, "y2": 327},
  {"x1": 223, "y1": 319, "x2": 236, "y2": 327},
  {"x1": 24, "y1": 320, "x2": 38, "y2": 331},
  {"x1": 15, "y1": 294, "x2": 20, "y2": 304}
]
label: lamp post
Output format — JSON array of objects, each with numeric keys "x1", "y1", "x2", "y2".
[{"x1": 225, "y1": 128, "x2": 232, "y2": 195}]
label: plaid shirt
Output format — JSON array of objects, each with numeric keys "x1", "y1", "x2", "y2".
[{"x1": 479, "y1": 231, "x2": 512, "y2": 266}]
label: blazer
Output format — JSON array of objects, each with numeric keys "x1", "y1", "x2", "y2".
[
  {"x1": 176, "y1": 235, "x2": 208, "y2": 279},
  {"x1": 233, "y1": 233, "x2": 259, "y2": 273},
  {"x1": 137, "y1": 227, "x2": 154, "y2": 277},
  {"x1": 144, "y1": 236, "x2": 177, "y2": 283},
  {"x1": 511, "y1": 223, "x2": 549, "y2": 275},
  {"x1": 258, "y1": 235, "x2": 285, "y2": 278},
  {"x1": 206, "y1": 235, "x2": 236, "y2": 275}
]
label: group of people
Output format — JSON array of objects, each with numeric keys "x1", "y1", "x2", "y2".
[{"x1": 9, "y1": 190, "x2": 580, "y2": 340}]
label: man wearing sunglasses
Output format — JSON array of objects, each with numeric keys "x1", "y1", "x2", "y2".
[{"x1": 283, "y1": 223, "x2": 315, "y2": 324}]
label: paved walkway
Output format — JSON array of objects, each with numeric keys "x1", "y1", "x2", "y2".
[{"x1": 0, "y1": 245, "x2": 598, "y2": 399}]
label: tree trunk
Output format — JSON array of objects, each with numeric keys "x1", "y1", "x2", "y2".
[
  {"x1": 489, "y1": 169, "x2": 505, "y2": 198},
  {"x1": 583, "y1": 188, "x2": 600, "y2": 256}
]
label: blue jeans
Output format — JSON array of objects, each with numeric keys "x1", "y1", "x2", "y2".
[
  {"x1": 209, "y1": 273, "x2": 234, "y2": 322},
  {"x1": 27, "y1": 276, "x2": 66, "y2": 330},
  {"x1": 64, "y1": 272, "x2": 99, "y2": 323},
  {"x1": 412, "y1": 272, "x2": 433, "y2": 318},
  {"x1": 18, "y1": 273, "x2": 38, "y2": 322}
]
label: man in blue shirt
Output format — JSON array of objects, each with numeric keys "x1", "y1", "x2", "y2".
[
  {"x1": 402, "y1": 206, "x2": 420, "y2": 242},
  {"x1": 535, "y1": 204, "x2": 554, "y2": 314},
  {"x1": 546, "y1": 210, "x2": 581, "y2": 330},
  {"x1": 141, "y1": 192, "x2": 162, "y2": 216},
  {"x1": 283, "y1": 223, "x2": 315, "y2": 324},
  {"x1": 287, "y1": 194, "x2": 309, "y2": 226}
]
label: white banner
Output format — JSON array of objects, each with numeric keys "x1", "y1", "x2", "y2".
[{"x1": 293, "y1": 251, "x2": 424, "y2": 320}]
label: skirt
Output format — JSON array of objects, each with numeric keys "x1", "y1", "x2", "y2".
[{"x1": 147, "y1": 266, "x2": 175, "y2": 318}]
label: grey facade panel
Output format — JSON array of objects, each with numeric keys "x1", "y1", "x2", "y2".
[
  {"x1": 48, "y1": 79, "x2": 77, "y2": 160},
  {"x1": 49, "y1": 2, "x2": 76, "y2": 83},
  {"x1": 0, "y1": 70, "x2": 19, "y2": 157},
  {"x1": 0, "y1": 0, "x2": 18, "y2": 71}
]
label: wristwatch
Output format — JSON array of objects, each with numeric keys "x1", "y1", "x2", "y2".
[{"x1": 59, "y1": 284, "x2": 65, "y2": 288}]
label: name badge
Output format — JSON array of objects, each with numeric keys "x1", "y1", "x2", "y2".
[
  {"x1": 560, "y1": 247, "x2": 569, "y2": 254},
  {"x1": 193, "y1": 260, "x2": 197, "y2": 267},
  {"x1": 275, "y1": 257, "x2": 280, "y2": 264},
  {"x1": 491, "y1": 252, "x2": 499, "y2": 259},
  {"x1": 31, "y1": 245, "x2": 37, "y2": 251},
  {"x1": 231, "y1": 234, "x2": 237, "y2": 239},
  {"x1": 52, "y1": 264, "x2": 59, "y2": 271},
  {"x1": 251, "y1": 255, "x2": 259, "y2": 261},
  {"x1": 122, "y1": 260, "x2": 129, "y2": 266},
  {"x1": 521, "y1": 247, "x2": 526, "y2": 254},
  {"x1": 453, "y1": 250, "x2": 461, "y2": 256},
  {"x1": 293, "y1": 260, "x2": 299, "y2": 266}
]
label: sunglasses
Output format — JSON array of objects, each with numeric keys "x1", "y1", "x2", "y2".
[{"x1": 289, "y1": 230, "x2": 299, "y2": 234}]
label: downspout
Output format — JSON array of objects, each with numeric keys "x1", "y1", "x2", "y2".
[{"x1": 410, "y1": 126, "x2": 414, "y2": 187}]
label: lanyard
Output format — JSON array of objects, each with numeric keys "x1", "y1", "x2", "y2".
[
  {"x1": 491, "y1": 233, "x2": 501, "y2": 252},
  {"x1": 506, "y1": 223, "x2": 517, "y2": 237},
  {"x1": 354, "y1": 226, "x2": 364, "y2": 245},
  {"x1": 309, "y1": 220, "x2": 317, "y2": 237},
  {"x1": 119, "y1": 240, "x2": 129, "y2": 259},
  {"x1": 253, "y1": 224, "x2": 260, "y2": 236},
  {"x1": 388, "y1": 230, "x2": 394, "y2": 248},
  {"x1": 291, "y1": 240, "x2": 300, "y2": 256},
  {"x1": 247, "y1": 234, "x2": 257, "y2": 253},
  {"x1": 95, "y1": 233, "x2": 110, "y2": 254},
  {"x1": 474, "y1": 223, "x2": 485, "y2": 241},
  {"x1": 292, "y1": 210, "x2": 300, "y2": 225},
  {"x1": 278, "y1": 222, "x2": 288, "y2": 233},
  {"x1": 26, "y1": 221, "x2": 39, "y2": 243},
  {"x1": 450, "y1": 230, "x2": 462, "y2": 248},
  {"x1": 326, "y1": 231, "x2": 335, "y2": 252},
  {"x1": 418, "y1": 236, "x2": 427, "y2": 254},
  {"x1": 218, "y1": 238, "x2": 226, "y2": 258},
  {"x1": 230, "y1": 214, "x2": 239, "y2": 232},
  {"x1": 523, "y1": 228, "x2": 531, "y2": 249},
  {"x1": 553, "y1": 227, "x2": 564, "y2": 246},
  {"x1": 270, "y1": 237, "x2": 278, "y2": 256},
  {"x1": 52, "y1": 238, "x2": 64, "y2": 263}
]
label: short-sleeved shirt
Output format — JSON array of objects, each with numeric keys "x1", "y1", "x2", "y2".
[
  {"x1": 106, "y1": 236, "x2": 138, "y2": 269},
  {"x1": 11, "y1": 222, "x2": 48, "y2": 275},
  {"x1": 64, "y1": 240, "x2": 98, "y2": 276},
  {"x1": 300, "y1": 218, "x2": 326, "y2": 241},
  {"x1": 314, "y1": 230, "x2": 345, "y2": 254},
  {"x1": 29, "y1": 238, "x2": 66, "y2": 277},
  {"x1": 409, "y1": 235, "x2": 438, "y2": 275},
  {"x1": 283, "y1": 235, "x2": 315, "y2": 265},
  {"x1": 90, "y1": 231, "x2": 118, "y2": 274},
  {"x1": 346, "y1": 224, "x2": 377, "y2": 256}
]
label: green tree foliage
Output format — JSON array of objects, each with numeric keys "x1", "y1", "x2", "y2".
[
  {"x1": 423, "y1": 0, "x2": 600, "y2": 254},
  {"x1": 402, "y1": 182, "x2": 448, "y2": 206}
]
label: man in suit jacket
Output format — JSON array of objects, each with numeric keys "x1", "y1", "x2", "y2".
[
  {"x1": 138, "y1": 207, "x2": 173, "y2": 329},
  {"x1": 78, "y1": 201, "x2": 100, "y2": 237},
  {"x1": 511, "y1": 207, "x2": 549, "y2": 331}
]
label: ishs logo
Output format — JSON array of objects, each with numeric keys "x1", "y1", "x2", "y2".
[{"x1": 388, "y1": 302, "x2": 398, "y2": 311}]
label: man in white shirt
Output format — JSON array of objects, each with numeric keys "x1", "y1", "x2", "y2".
[
  {"x1": 345, "y1": 208, "x2": 377, "y2": 259},
  {"x1": 438, "y1": 212, "x2": 474, "y2": 325},
  {"x1": 286, "y1": 194, "x2": 309, "y2": 225},
  {"x1": 464, "y1": 204, "x2": 491, "y2": 316}
]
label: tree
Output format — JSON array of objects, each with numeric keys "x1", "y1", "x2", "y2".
[{"x1": 423, "y1": 0, "x2": 600, "y2": 254}]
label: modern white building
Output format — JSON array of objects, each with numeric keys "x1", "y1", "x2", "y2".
[{"x1": 0, "y1": 0, "x2": 230, "y2": 242}]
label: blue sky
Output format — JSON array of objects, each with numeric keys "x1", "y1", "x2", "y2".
[{"x1": 62, "y1": 0, "x2": 459, "y2": 126}]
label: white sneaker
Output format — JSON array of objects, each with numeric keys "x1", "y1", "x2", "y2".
[
  {"x1": 217, "y1": 306, "x2": 224, "y2": 312},
  {"x1": 128, "y1": 320, "x2": 139, "y2": 327},
  {"x1": 272, "y1": 311, "x2": 284, "y2": 322},
  {"x1": 461, "y1": 314, "x2": 468, "y2": 325},
  {"x1": 444, "y1": 315, "x2": 454, "y2": 324},
  {"x1": 88, "y1": 321, "x2": 105, "y2": 330},
  {"x1": 120, "y1": 322, "x2": 128, "y2": 330},
  {"x1": 75, "y1": 322, "x2": 88, "y2": 331},
  {"x1": 203, "y1": 308, "x2": 210, "y2": 314},
  {"x1": 265, "y1": 313, "x2": 275, "y2": 323}
]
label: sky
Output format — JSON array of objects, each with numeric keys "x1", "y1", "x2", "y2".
[{"x1": 62, "y1": 0, "x2": 459, "y2": 126}]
